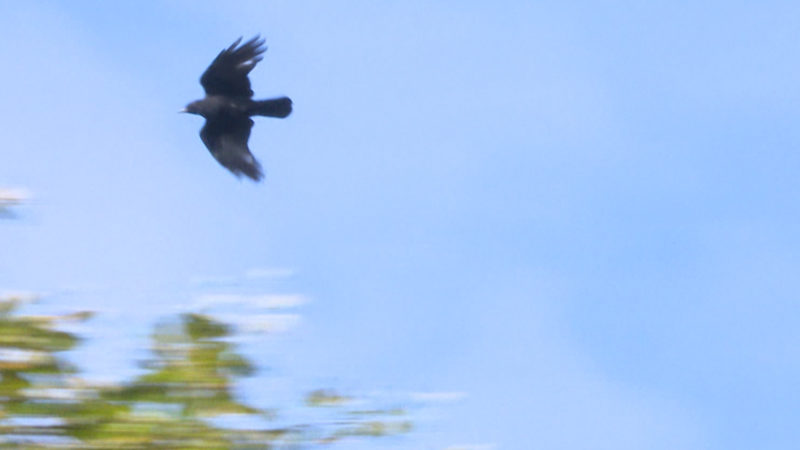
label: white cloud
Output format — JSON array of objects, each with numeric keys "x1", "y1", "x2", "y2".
[
  {"x1": 217, "y1": 313, "x2": 302, "y2": 334},
  {"x1": 410, "y1": 391, "x2": 468, "y2": 403},
  {"x1": 0, "y1": 187, "x2": 31, "y2": 206},
  {"x1": 194, "y1": 293, "x2": 308, "y2": 309},
  {"x1": 244, "y1": 267, "x2": 295, "y2": 279}
]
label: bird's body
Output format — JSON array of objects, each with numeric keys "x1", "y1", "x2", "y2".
[
  {"x1": 183, "y1": 36, "x2": 291, "y2": 181},
  {"x1": 188, "y1": 95, "x2": 247, "y2": 118}
]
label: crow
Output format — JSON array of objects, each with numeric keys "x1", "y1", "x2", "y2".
[{"x1": 182, "y1": 36, "x2": 292, "y2": 181}]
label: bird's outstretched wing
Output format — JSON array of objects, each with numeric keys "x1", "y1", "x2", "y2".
[
  {"x1": 200, "y1": 36, "x2": 266, "y2": 98},
  {"x1": 200, "y1": 117, "x2": 263, "y2": 181}
]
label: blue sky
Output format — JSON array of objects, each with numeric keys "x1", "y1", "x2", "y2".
[{"x1": 2, "y1": 1, "x2": 799, "y2": 448}]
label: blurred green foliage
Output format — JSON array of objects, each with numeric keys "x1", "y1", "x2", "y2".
[{"x1": 0, "y1": 295, "x2": 411, "y2": 448}]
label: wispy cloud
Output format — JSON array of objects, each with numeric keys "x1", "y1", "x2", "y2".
[
  {"x1": 189, "y1": 267, "x2": 295, "y2": 287},
  {"x1": 0, "y1": 187, "x2": 31, "y2": 206},
  {"x1": 216, "y1": 313, "x2": 302, "y2": 334},
  {"x1": 410, "y1": 391, "x2": 468, "y2": 403},
  {"x1": 244, "y1": 267, "x2": 295, "y2": 279},
  {"x1": 194, "y1": 294, "x2": 308, "y2": 310}
]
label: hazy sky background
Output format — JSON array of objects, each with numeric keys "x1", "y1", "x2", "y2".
[{"x1": 2, "y1": 1, "x2": 799, "y2": 449}]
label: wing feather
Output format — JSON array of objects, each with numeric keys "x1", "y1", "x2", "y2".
[
  {"x1": 200, "y1": 117, "x2": 263, "y2": 181},
  {"x1": 200, "y1": 36, "x2": 266, "y2": 97}
]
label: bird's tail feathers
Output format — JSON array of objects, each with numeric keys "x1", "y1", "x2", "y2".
[{"x1": 251, "y1": 97, "x2": 292, "y2": 118}]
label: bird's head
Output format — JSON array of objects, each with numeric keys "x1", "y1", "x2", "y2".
[{"x1": 180, "y1": 100, "x2": 204, "y2": 116}]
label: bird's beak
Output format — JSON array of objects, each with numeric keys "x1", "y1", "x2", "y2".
[{"x1": 178, "y1": 108, "x2": 188, "y2": 113}]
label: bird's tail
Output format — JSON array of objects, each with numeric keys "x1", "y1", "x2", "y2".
[{"x1": 251, "y1": 97, "x2": 292, "y2": 118}]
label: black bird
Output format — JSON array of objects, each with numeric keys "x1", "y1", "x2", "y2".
[{"x1": 182, "y1": 36, "x2": 292, "y2": 181}]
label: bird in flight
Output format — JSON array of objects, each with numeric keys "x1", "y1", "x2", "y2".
[{"x1": 182, "y1": 36, "x2": 292, "y2": 181}]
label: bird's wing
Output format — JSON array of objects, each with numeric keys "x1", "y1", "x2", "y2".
[
  {"x1": 200, "y1": 36, "x2": 266, "y2": 98},
  {"x1": 200, "y1": 117, "x2": 263, "y2": 181}
]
